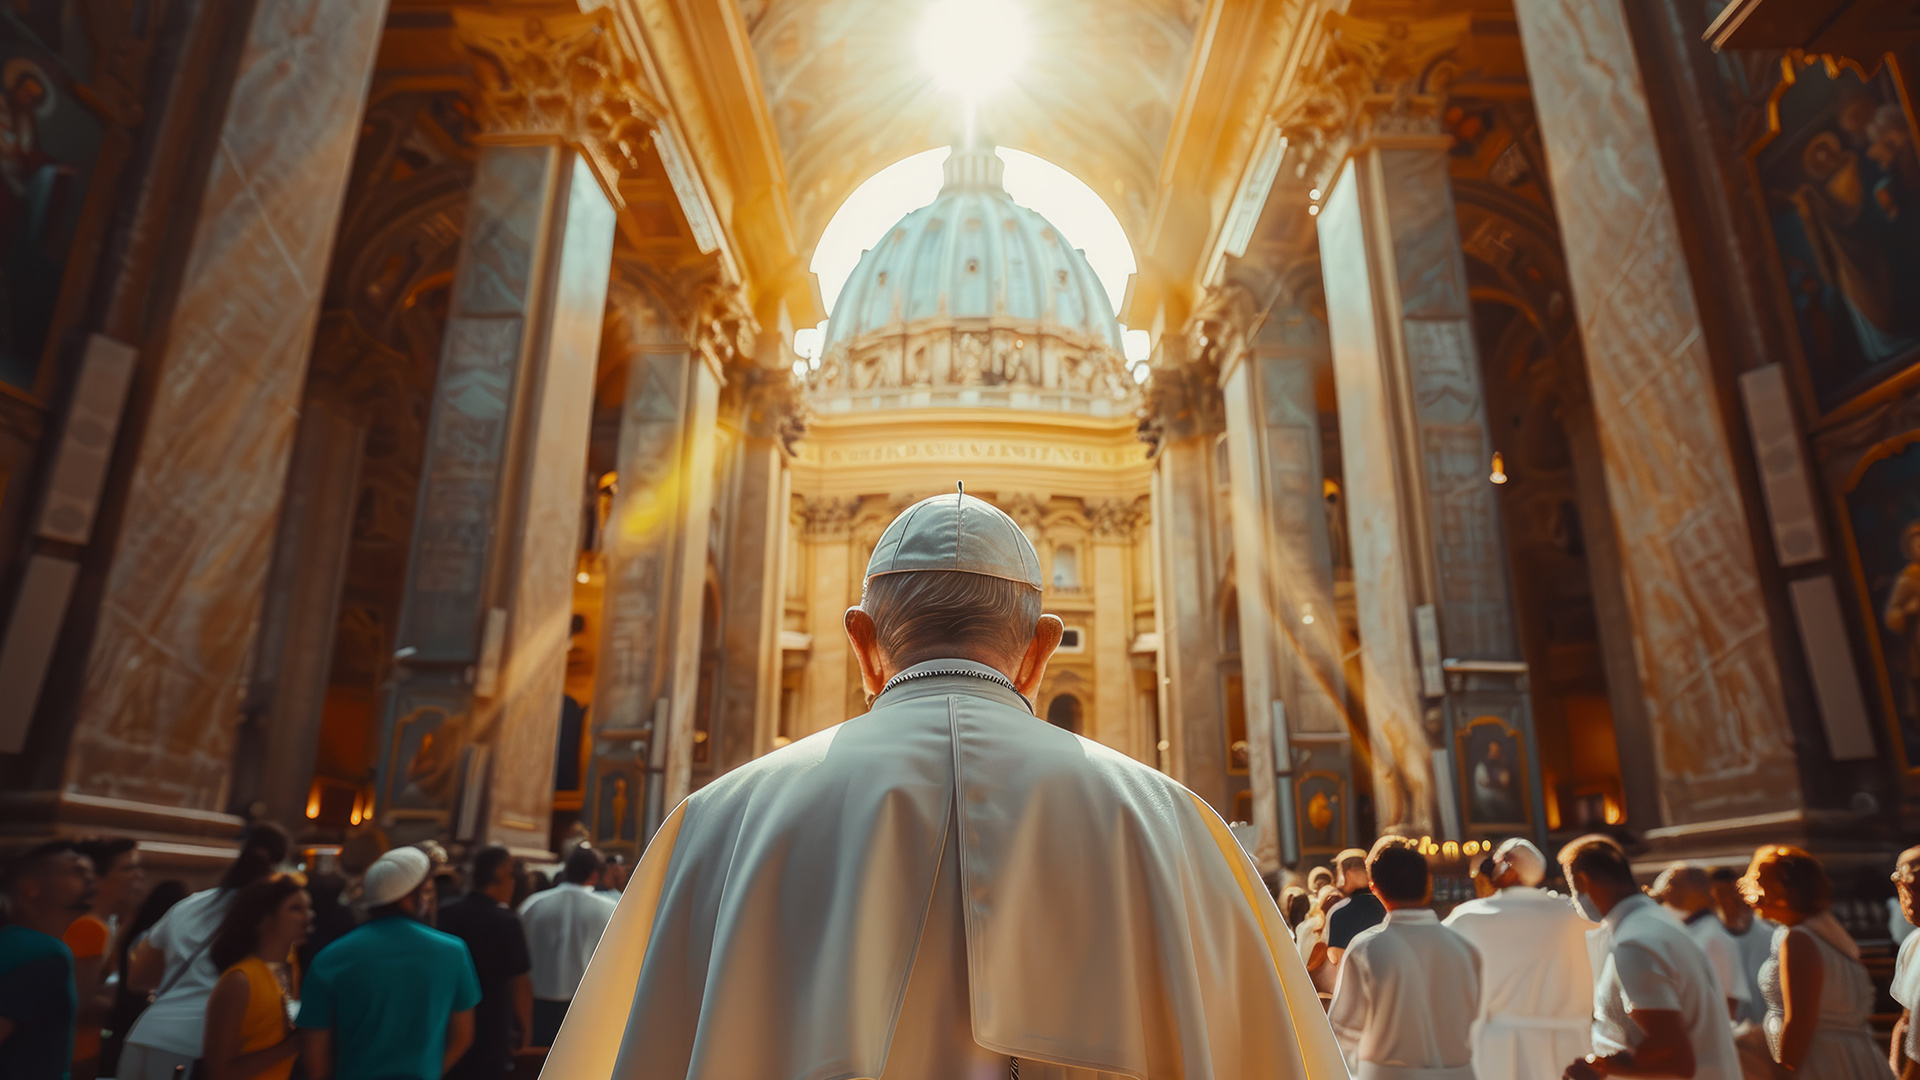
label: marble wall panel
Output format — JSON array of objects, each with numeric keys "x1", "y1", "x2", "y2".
[
  {"x1": 662, "y1": 369, "x2": 720, "y2": 812},
  {"x1": 65, "y1": 0, "x2": 388, "y2": 810},
  {"x1": 715, "y1": 440, "x2": 787, "y2": 772},
  {"x1": 490, "y1": 158, "x2": 615, "y2": 843},
  {"x1": 1317, "y1": 168, "x2": 1436, "y2": 835},
  {"x1": 1512, "y1": 0, "x2": 1800, "y2": 824}
]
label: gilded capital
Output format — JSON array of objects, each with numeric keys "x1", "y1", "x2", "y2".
[
  {"x1": 452, "y1": 9, "x2": 663, "y2": 197},
  {"x1": 1184, "y1": 282, "x2": 1261, "y2": 376},
  {"x1": 1272, "y1": 13, "x2": 1472, "y2": 184}
]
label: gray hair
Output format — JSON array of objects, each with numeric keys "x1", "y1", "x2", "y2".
[
  {"x1": 861, "y1": 570, "x2": 1041, "y2": 668},
  {"x1": 1495, "y1": 838, "x2": 1547, "y2": 887}
]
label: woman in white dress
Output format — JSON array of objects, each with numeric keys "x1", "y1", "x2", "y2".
[{"x1": 1740, "y1": 846, "x2": 1892, "y2": 1079}]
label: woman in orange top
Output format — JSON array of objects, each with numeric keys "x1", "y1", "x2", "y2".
[{"x1": 201, "y1": 875, "x2": 310, "y2": 1080}]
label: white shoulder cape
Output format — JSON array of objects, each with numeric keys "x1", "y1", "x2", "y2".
[{"x1": 541, "y1": 669, "x2": 1346, "y2": 1080}]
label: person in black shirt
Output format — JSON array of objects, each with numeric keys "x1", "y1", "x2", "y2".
[
  {"x1": 438, "y1": 846, "x2": 533, "y2": 1080},
  {"x1": 1324, "y1": 846, "x2": 1387, "y2": 971}
]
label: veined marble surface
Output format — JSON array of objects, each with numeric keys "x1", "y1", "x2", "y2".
[
  {"x1": 67, "y1": 0, "x2": 388, "y2": 809},
  {"x1": 1513, "y1": 0, "x2": 1800, "y2": 824}
]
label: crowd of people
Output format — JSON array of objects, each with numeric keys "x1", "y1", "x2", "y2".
[
  {"x1": 0, "y1": 822, "x2": 629, "y2": 1080},
  {"x1": 1278, "y1": 834, "x2": 1914, "y2": 1080}
]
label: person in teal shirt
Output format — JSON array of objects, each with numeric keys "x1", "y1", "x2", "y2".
[
  {"x1": 298, "y1": 848, "x2": 478, "y2": 1080},
  {"x1": 0, "y1": 840, "x2": 97, "y2": 1080}
]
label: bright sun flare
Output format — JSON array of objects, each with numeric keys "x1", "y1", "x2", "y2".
[{"x1": 917, "y1": 0, "x2": 1032, "y2": 102}]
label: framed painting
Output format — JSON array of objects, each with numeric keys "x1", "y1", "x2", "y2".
[
  {"x1": 1838, "y1": 432, "x2": 1920, "y2": 771},
  {"x1": 1294, "y1": 769, "x2": 1346, "y2": 855},
  {"x1": 1456, "y1": 715, "x2": 1532, "y2": 832},
  {"x1": 0, "y1": 6, "x2": 106, "y2": 395},
  {"x1": 1750, "y1": 55, "x2": 1920, "y2": 417}
]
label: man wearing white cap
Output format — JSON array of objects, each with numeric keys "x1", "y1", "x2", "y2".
[
  {"x1": 1442, "y1": 838, "x2": 1594, "y2": 1080},
  {"x1": 298, "y1": 847, "x2": 481, "y2": 1080},
  {"x1": 543, "y1": 487, "x2": 1346, "y2": 1079}
]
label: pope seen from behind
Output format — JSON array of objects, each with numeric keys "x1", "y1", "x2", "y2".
[{"x1": 539, "y1": 486, "x2": 1347, "y2": 1080}]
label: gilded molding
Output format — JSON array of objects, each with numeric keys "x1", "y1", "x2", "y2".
[
  {"x1": 1272, "y1": 12, "x2": 1472, "y2": 187},
  {"x1": 1086, "y1": 497, "x2": 1148, "y2": 541},
  {"x1": 801, "y1": 495, "x2": 859, "y2": 540},
  {"x1": 451, "y1": 9, "x2": 663, "y2": 201}
]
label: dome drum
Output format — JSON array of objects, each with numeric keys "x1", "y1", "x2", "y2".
[{"x1": 808, "y1": 142, "x2": 1136, "y2": 417}]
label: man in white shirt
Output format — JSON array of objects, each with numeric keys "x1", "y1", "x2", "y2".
[
  {"x1": 519, "y1": 845, "x2": 619, "y2": 1046},
  {"x1": 1559, "y1": 835, "x2": 1740, "y2": 1080},
  {"x1": 1444, "y1": 838, "x2": 1592, "y2": 1080},
  {"x1": 1651, "y1": 864, "x2": 1748, "y2": 1023},
  {"x1": 1707, "y1": 867, "x2": 1772, "y2": 1029},
  {"x1": 1889, "y1": 845, "x2": 1920, "y2": 1080},
  {"x1": 1328, "y1": 836, "x2": 1481, "y2": 1080}
]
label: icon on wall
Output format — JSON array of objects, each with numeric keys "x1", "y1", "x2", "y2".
[
  {"x1": 1842, "y1": 437, "x2": 1920, "y2": 769},
  {"x1": 1752, "y1": 57, "x2": 1920, "y2": 414},
  {"x1": 1456, "y1": 715, "x2": 1531, "y2": 831}
]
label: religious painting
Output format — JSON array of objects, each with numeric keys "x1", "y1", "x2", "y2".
[
  {"x1": 0, "y1": 6, "x2": 104, "y2": 392},
  {"x1": 1456, "y1": 715, "x2": 1530, "y2": 831},
  {"x1": 380, "y1": 701, "x2": 468, "y2": 826},
  {"x1": 1840, "y1": 435, "x2": 1920, "y2": 769},
  {"x1": 1753, "y1": 58, "x2": 1920, "y2": 414},
  {"x1": 1294, "y1": 769, "x2": 1346, "y2": 854}
]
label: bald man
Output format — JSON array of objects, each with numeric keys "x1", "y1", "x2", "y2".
[
  {"x1": 1443, "y1": 839, "x2": 1594, "y2": 1080},
  {"x1": 1652, "y1": 864, "x2": 1748, "y2": 1023},
  {"x1": 541, "y1": 490, "x2": 1346, "y2": 1080}
]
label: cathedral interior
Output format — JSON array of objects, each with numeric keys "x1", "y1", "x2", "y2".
[{"x1": 1, "y1": 0, "x2": 1918, "y2": 929}]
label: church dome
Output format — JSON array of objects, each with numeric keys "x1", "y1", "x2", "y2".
[{"x1": 809, "y1": 143, "x2": 1135, "y2": 416}]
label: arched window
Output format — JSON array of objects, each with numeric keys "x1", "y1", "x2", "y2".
[
  {"x1": 1046, "y1": 693, "x2": 1082, "y2": 734},
  {"x1": 1052, "y1": 544, "x2": 1080, "y2": 589}
]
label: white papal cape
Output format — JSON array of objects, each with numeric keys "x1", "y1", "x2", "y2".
[{"x1": 541, "y1": 662, "x2": 1346, "y2": 1080}]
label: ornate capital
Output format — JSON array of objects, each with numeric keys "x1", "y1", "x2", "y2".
[
  {"x1": 999, "y1": 493, "x2": 1047, "y2": 536},
  {"x1": 1272, "y1": 13, "x2": 1472, "y2": 186},
  {"x1": 1184, "y1": 282, "x2": 1261, "y2": 375},
  {"x1": 691, "y1": 280, "x2": 760, "y2": 374},
  {"x1": 1136, "y1": 337, "x2": 1225, "y2": 453},
  {"x1": 1086, "y1": 497, "x2": 1148, "y2": 541},
  {"x1": 801, "y1": 496, "x2": 859, "y2": 540},
  {"x1": 452, "y1": 10, "x2": 663, "y2": 197}
]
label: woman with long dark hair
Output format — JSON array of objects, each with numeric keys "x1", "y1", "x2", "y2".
[
  {"x1": 98, "y1": 879, "x2": 187, "y2": 1077},
  {"x1": 118, "y1": 823, "x2": 290, "y2": 1080},
  {"x1": 200, "y1": 875, "x2": 309, "y2": 1080}
]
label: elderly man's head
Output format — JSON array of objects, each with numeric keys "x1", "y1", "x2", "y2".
[
  {"x1": 845, "y1": 491, "x2": 1063, "y2": 697},
  {"x1": 1650, "y1": 863, "x2": 1715, "y2": 916},
  {"x1": 1491, "y1": 838, "x2": 1547, "y2": 889}
]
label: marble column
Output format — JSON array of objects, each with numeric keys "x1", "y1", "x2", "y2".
[
  {"x1": 1511, "y1": 0, "x2": 1801, "y2": 828},
  {"x1": 62, "y1": 0, "x2": 388, "y2": 813},
  {"x1": 585, "y1": 328, "x2": 721, "y2": 847},
  {"x1": 379, "y1": 144, "x2": 615, "y2": 853},
  {"x1": 712, "y1": 427, "x2": 789, "y2": 775},
  {"x1": 1150, "y1": 426, "x2": 1230, "y2": 817},
  {"x1": 1316, "y1": 140, "x2": 1541, "y2": 840},
  {"x1": 799, "y1": 498, "x2": 857, "y2": 739},
  {"x1": 1087, "y1": 503, "x2": 1139, "y2": 756},
  {"x1": 1219, "y1": 302, "x2": 1354, "y2": 866},
  {"x1": 231, "y1": 403, "x2": 365, "y2": 826}
]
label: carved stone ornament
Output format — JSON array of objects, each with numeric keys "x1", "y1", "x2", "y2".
[
  {"x1": 1137, "y1": 337, "x2": 1226, "y2": 452},
  {"x1": 999, "y1": 493, "x2": 1047, "y2": 535},
  {"x1": 802, "y1": 496, "x2": 860, "y2": 540},
  {"x1": 1184, "y1": 282, "x2": 1261, "y2": 375},
  {"x1": 1272, "y1": 12, "x2": 1472, "y2": 185},
  {"x1": 452, "y1": 9, "x2": 664, "y2": 196},
  {"x1": 1086, "y1": 497, "x2": 1147, "y2": 540},
  {"x1": 690, "y1": 280, "x2": 760, "y2": 374}
]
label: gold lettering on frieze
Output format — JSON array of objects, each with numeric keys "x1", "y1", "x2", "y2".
[{"x1": 805, "y1": 440, "x2": 1144, "y2": 468}]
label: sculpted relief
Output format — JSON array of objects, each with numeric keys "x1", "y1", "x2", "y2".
[{"x1": 809, "y1": 325, "x2": 1134, "y2": 408}]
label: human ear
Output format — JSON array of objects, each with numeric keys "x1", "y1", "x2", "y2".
[
  {"x1": 1011, "y1": 614, "x2": 1064, "y2": 697},
  {"x1": 845, "y1": 607, "x2": 888, "y2": 696}
]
